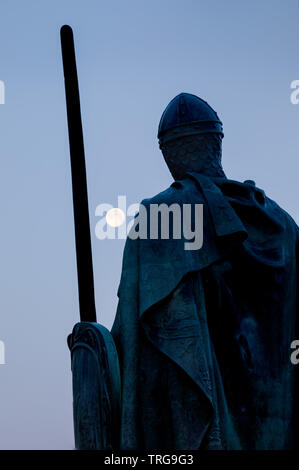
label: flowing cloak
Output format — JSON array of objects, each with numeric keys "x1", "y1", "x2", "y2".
[{"x1": 111, "y1": 172, "x2": 299, "y2": 450}]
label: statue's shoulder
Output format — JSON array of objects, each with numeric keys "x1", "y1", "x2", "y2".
[
  {"x1": 264, "y1": 196, "x2": 299, "y2": 245},
  {"x1": 140, "y1": 177, "x2": 202, "y2": 208},
  {"x1": 218, "y1": 177, "x2": 298, "y2": 244},
  {"x1": 265, "y1": 196, "x2": 298, "y2": 230}
]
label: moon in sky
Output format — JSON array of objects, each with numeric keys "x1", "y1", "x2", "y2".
[{"x1": 106, "y1": 208, "x2": 125, "y2": 227}]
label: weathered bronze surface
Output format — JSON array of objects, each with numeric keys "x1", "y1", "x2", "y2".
[{"x1": 111, "y1": 93, "x2": 299, "y2": 449}]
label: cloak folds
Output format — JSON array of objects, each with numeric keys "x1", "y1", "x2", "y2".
[{"x1": 111, "y1": 172, "x2": 299, "y2": 450}]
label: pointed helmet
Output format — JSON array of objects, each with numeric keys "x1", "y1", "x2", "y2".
[{"x1": 158, "y1": 92, "x2": 224, "y2": 145}]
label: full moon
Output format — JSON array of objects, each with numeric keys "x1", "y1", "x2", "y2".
[{"x1": 106, "y1": 208, "x2": 125, "y2": 227}]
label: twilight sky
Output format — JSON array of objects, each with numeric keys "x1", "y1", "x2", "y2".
[{"x1": 0, "y1": 0, "x2": 298, "y2": 449}]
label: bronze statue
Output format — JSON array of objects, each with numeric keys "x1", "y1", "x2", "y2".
[{"x1": 111, "y1": 93, "x2": 299, "y2": 449}]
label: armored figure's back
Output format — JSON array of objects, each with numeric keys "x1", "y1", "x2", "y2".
[{"x1": 111, "y1": 93, "x2": 299, "y2": 449}]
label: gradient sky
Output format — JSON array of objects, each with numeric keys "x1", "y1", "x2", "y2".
[{"x1": 0, "y1": 0, "x2": 298, "y2": 449}]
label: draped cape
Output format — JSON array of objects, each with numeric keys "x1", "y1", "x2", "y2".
[{"x1": 111, "y1": 173, "x2": 299, "y2": 450}]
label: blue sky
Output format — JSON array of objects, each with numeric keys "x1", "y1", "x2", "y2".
[{"x1": 0, "y1": 0, "x2": 298, "y2": 449}]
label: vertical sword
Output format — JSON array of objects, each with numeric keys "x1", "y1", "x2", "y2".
[
  {"x1": 60, "y1": 25, "x2": 97, "y2": 323},
  {"x1": 60, "y1": 25, "x2": 121, "y2": 450}
]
